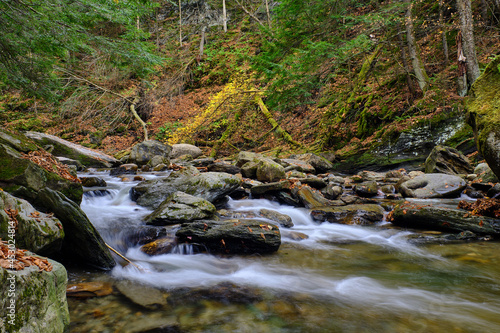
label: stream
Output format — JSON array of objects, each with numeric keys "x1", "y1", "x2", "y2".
[{"x1": 68, "y1": 170, "x2": 500, "y2": 332}]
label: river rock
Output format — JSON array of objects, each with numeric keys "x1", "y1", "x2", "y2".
[
  {"x1": 323, "y1": 184, "x2": 343, "y2": 200},
  {"x1": 354, "y1": 181, "x2": 379, "y2": 197},
  {"x1": 176, "y1": 219, "x2": 281, "y2": 254},
  {"x1": 144, "y1": 191, "x2": 216, "y2": 225},
  {"x1": 398, "y1": 173, "x2": 467, "y2": 198},
  {"x1": 80, "y1": 176, "x2": 107, "y2": 188},
  {"x1": 487, "y1": 184, "x2": 500, "y2": 198},
  {"x1": 390, "y1": 202, "x2": 500, "y2": 235},
  {"x1": 240, "y1": 160, "x2": 259, "y2": 178},
  {"x1": 357, "y1": 170, "x2": 386, "y2": 182},
  {"x1": 290, "y1": 153, "x2": 334, "y2": 173},
  {"x1": 35, "y1": 188, "x2": 115, "y2": 270},
  {"x1": 66, "y1": 281, "x2": 114, "y2": 298},
  {"x1": 235, "y1": 151, "x2": 262, "y2": 167},
  {"x1": 109, "y1": 163, "x2": 138, "y2": 176},
  {"x1": 207, "y1": 162, "x2": 241, "y2": 174},
  {"x1": 250, "y1": 180, "x2": 290, "y2": 195},
  {"x1": 311, "y1": 204, "x2": 385, "y2": 225},
  {"x1": 281, "y1": 158, "x2": 316, "y2": 173},
  {"x1": 293, "y1": 184, "x2": 344, "y2": 208},
  {"x1": 0, "y1": 191, "x2": 64, "y2": 255},
  {"x1": 132, "y1": 169, "x2": 241, "y2": 209},
  {"x1": 25, "y1": 131, "x2": 118, "y2": 168},
  {"x1": 0, "y1": 144, "x2": 83, "y2": 205},
  {"x1": 473, "y1": 163, "x2": 499, "y2": 183},
  {"x1": 0, "y1": 128, "x2": 39, "y2": 153},
  {"x1": 256, "y1": 158, "x2": 286, "y2": 182},
  {"x1": 259, "y1": 208, "x2": 294, "y2": 228},
  {"x1": 115, "y1": 280, "x2": 168, "y2": 310},
  {"x1": 170, "y1": 143, "x2": 203, "y2": 159},
  {"x1": 140, "y1": 236, "x2": 177, "y2": 255},
  {"x1": 467, "y1": 55, "x2": 500, "y2": 180},
  {"x1": 424, "y1": 145, "x2": 473, "y2": 175},
  {"x1": 0, "y1": 257, "x2": 69, "y2": 333},
  {"x1": 128, "y1": 140, "x2": 172, "y2": 166}
]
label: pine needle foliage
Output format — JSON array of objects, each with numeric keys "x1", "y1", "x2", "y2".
[{"x1": 0, "y1": 0, "x2": 162, "y2": 101}]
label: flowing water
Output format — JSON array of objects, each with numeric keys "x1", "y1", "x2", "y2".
[{"x1": 68, "y1": 171, "x2": 500, "y2": 332}]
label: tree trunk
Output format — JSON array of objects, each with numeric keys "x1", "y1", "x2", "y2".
[
  {"x1": 457, "y1": 0, "x2": 480, "y2": 85},
  {"x1": 404, "y1": 0, "x2": 429, "y2": 92},
  {"x1": 179, "y1": 0, "x2": 183, "y2": 46},
  {"x1": 397, "y1": 30, "x2": 416, "y2": 98},
  {"x1": 222, "y1": 0, "x2": 227, "y2": 32},
  {"x1": 456, "y1": 31, "x2": 468, "y2": 97},
  {"x1": 439, "y1": 0, "x2": 449, "y2": 66},
  {"x1": 265, "y1": 0, "x2": 272, "y2": 29},
  {"x1": 199, "y1": 26, "x2": 206, "y2": 57}
]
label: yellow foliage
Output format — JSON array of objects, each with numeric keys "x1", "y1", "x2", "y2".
[{"x1": 167, "y1": 74, "x2": 260, "y2": 145}]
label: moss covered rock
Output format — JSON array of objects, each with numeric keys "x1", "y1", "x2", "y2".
[
  {"x1": 310, "y1": 204, "x2": 384, "y2": 225},
  {"x1": 468, "y1": 55, "x2": 500, "y2": 180},
  {"x1": 0, "y1": 128, "x2": 39, "y2": 153},
  {"x1": 0, "y1": 257, "x2": 69, "y2": 333},
  {"x1": 0, "y1": 191, "x2": 64, "y2": 256},
  {"x1": 128, "y1": 140, "x2": 172, "y2": 166}
]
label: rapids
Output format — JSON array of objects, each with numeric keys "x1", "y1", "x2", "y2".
[{"x1": 69, "y1": 171, "x2": 500, "y2": 332}]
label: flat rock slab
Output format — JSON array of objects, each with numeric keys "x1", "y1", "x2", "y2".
[
  {"x1": 311, "y1": 204, "x2": 385, "y2": 225},
  {"x1": 115, "y1": 280, "x2": 167, "y2": 310},
  {"x1": 399, "y1": 173, "x2": 467, "y2": 198},
  {"x1": 390, "y1": 202, "x2": 500, "y2": 235},
  {"x1": 25, "y1": 132, "x2": 118, "y2": 168},
  {"x1": 176, "y1": 219, "x2": 281, "y2": 254}
]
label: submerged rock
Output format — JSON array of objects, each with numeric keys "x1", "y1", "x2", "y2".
[
  {"x1": 259, "y1": 208, "x2": 294, "y2": 228},
  {"x1": 66, "y1": 281, "x2": 113, "y2": 298},
  {"x1": 399, "y1": 173, "x2": 466, "y2": 198},
  {"x1": 311, "y1": 204, "x2": 385, "y2": 225},
  {"x1": 176, "y1": 219, "x2": 281, "y2": 254},
  {"x1": 115, "y1": 280, "x2": 168, "y2": 310},
  {"x1": 0, "y1": 257, "x2": 69, "y2": 333}
]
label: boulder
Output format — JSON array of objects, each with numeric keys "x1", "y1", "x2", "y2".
[
  {"x1": 170, "y1": 143, "x2": 203, "y2": 159},
  {"x1": 467, "y1": 55, "x2": 500, "y2": 180},
  {"x1": 290, "y1": 153, "x2": 334, "y2": 173},
  {"x1": 390, "y1": 202, "x2": 500, "y2": 235},
  {"x1": 25, "y1": 131, "x2": 118, "y2": 168},
  {"x1": 140, "y1": 236, "x2": 177, "y2": 255},
  {"x1": 235, "y1": 151, "x2": 262, "y2": 167},
  {"x1": 207, "y1": 162, "x2": 241, "y2": 175},
  {"x1": 128, "y1": 140, "x2": 172, "y2": 166},
  {"x1": 109, "y1": 163, "x2": 138, "y2": 176},
  {"x1": 35, "y1": 188, "x2": 115, "y2": 270},
  {"x1": 144, "y1": 191, "x2": 216, "y2": 225},
  {"x1": 240, "y1": 160, "x2": 259, "y2": 178},
  {"x1": 0, "y1": 128, "x2": 39, "y2": 153},
  {"x1": 250, "y1": 180, "x2": 291, "y2": 195},
  {"x1": 176, "y1": 219, "x2": 281, "y2": 254},
  {"x1": 281, "y1": 158, "x2": 316, "y2": 173},
  {"x1": 256, "y1": 158, "x2": 286, "y2": 182},
  {"x1": 473, "y1": 163, "x2": 499, "y2": 183},
  {"x1": 293, "y1": 184, "x2": 344, "y2": 208},
  {"x1": 424, "y1": 145, "x2": 473, "y2": 175},
  {"x1": 323, "y1": 184, "x2": 343, "y2": 200},
  {"x1": 0, "y1": 191, "x2": 64, "y2": 255},
  {"x1": 399, "y1": 173, "x2": 467, "y2": 198},
  {"x1": 0, "y1": 144, "x2": 83, "y2": 204},
  {"x1": 259, "y1": 208, "x2": 294, "y2": 228},
  {"x1": 311, "y1": 204, "x2": 385, "y2": 225},
  {"x1": 80, "y1": 177, "x2": 107, "y2": 188},
  {"x1": 353, "y1": 181, "x2": 379, "y2": 197},
  {"x1": 0, "y1": 257, "x2": 69, "y2": 333},
  {"x1": 132, "y1": 169, "x2": 241, "y2": 209},
  {"x1": 115, "y1": 280, "x2": 167, "y2": 310}
]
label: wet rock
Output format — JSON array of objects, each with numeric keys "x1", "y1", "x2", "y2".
[
  {"x1": 144, "y1": 192, "x2": 216, "y2": 225},
  {"x1": 0, "y1": 191, "x2": 64, "y2": 255},
  {"x1": 129, "y1": 140, "x2": 172, "y2": 166},
  {"x1": 289, "y1": 153, "x2": 334, "y2": 173},
  {"x1": 354, "y1": 181, "x2": 379, "y2": 197},
  {"x1": 293, "y1": 184, "x2": 337, "y2": 208},
  {"x1": 286, "y1": 170, "x2": 307, "y2": 179},
  {"x1": 399, "y1": 173, "x2": 467, "y2": 198},
  {"x1": 207, "y1": 162, "x2": 241, "y2": 174},
  {"x1": 149, "y1": 155, "x2": 168, "y2": 168},
  {"x1": 0, "y1": 257, "x2": 69, "y2": 333},
  {"x1": 473, "y1": 163, "x2": 499, "y2": 183},
  {"x1": 66, "y1": 282, "x2": 113, "y2": 298},
  {"x1": 57, "y1": 157, "x2": 85, "y2": 171},
  {"x1": 110, "y1": 163, "x2": 138, "y2": 176},
  {"x1": 357, "y1": 170, "x2": 386, "y2": 182},
  {"x1": 380, "y1": 184, "x2": 396, "y2": 194},
  {"x1": 35, "y1": 188, "x2": 115, "y2": 270},
  {"x1": 281, "y1": 158, "x2": 316, "y2": 173},
  {"x1": 0, "y1": 128, "x2": 39, "y2": 152},
  {"x1": 250, "y1": 180, "x2": 290, "y2": 195},
  {"x1": 325, "y1": 175, "x2": 346, "y2": 185},
  {"x1": 80, "y1": 176, "x2": 107, "y2": 188},
  {"x1": 390, "y1": 202, "x2": 500, "y2": 235},
  {"x1": 191, "y1": 157, "x2": 215, "y2": 168},
  {"x1": 0, "y1": 144, "x2": 83, "y2": 204},
  {"x1": 467, "y1": 55, "x2": 500, "y2": 180},
  {"x1": 464, "y1": 187, "x2": 484, "y2": 199},
  {"x1": 323, "y1": 184, "x2": 343, "y2": 200},
  {"x1": 259, "y1": 208, "x2": 294, "y2": 228},
  {"x1": 240, "y1": 160, "x2": 259, "y2": 178},
  {"x1": 235, "y1": 151, "x2": 262, "y2": 167},
  {"x1": 115, "y1": 280, "x2": 167, "y2": 310},
  {"x1": 311, "y1": 204, "x2": 385, "y2": 225},
  {"x1": 424, "y1": 145, "x2": 473, "y2": 175},
  {"x1": 140, "y1": 236, "x2": 177, "y2": 255},
  {"x1": 487, "y1": 184, "x2": 500, "y2": 198},
  {"x1": 170, "y1": 282, "x2": 262, "y2": 306},
  {"x1": 176, "y1": 219, "x2": 281, "y2": 254},
  {"x1": 170, "y1": 143, "x2": 203, "y2": 159},
  {"x1": 282, "y1": 230, "x2": 309, "y2": 241},
  {"x1": 132, "y1": 169, "x2": 241, "y2": 209},
  {"x1": 25, "y1": 131, "x2": 118, "y2": 168},
  {"x1": 297, "y1": 177, "x2": 327, "y2": 189}
]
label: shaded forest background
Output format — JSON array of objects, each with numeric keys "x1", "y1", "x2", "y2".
[{"x1": 0, "y1": 0, "x2": 498, "y2": 164}]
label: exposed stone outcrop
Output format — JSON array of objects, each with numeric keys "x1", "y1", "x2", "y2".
[{"x1": 424, "y1": 145, "x2": 473, "y2": 175}]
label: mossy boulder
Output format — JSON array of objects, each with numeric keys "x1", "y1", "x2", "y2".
[
  {"x1": 467, "y1": 55, "x2": 500, "y2": 180},
  {"x1": 0, "y1": 128, "x2": 39, "y2": 153},
  {"x1": 424, "y1": 145, "x2": 473, "y2": 175},
  {"x1": 289, "y1": 153, "x2": 334, "y2": 173},
  {"x1": 0, "y1": 257, "x2": 69, "y2": 333},
  {"x1": 128, "y1": 140, "x2": 172, "y2": 166},
  {"x1": 34, "y1": 188, "x2": 115, "y2": 270},
  {"x1": 25, "y1": 131, "x2": 119, "y2": 168},
  {"x1": 144, "y1": 191, "x2": 216, "y2": 225},
  {"x1": 132, "y1": 169, "x2": 241, "y2": 209},
  {"x1": 310, "y1": 204, "x2": 384, "y2": 225},
  {"x1": 170, "y1": 143, "x2": 202, "y2": 159},
  {"x1": 256, "y1": 158, "x2": 286, "y2": 182},
  {"x1": 176, "y1": 219, "x2": 281, "y2": 254},
  {"x1": 0, "y1": 144, "x2": 82, "y2": 205},
  {"x1": 0, "y1": 191, "x2": 64, "y2": 256}
]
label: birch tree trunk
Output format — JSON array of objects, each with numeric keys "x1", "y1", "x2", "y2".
[
  {"x1": 179, "y1": 0, "x2": 183, "y2": 46},
  {"x1": 397, "y1": 30, "x2": 416, "y2": 98},
  {"x1": 222, "y1": 0, "x2": 227, "y2": 32},
  {"x1": 457, "y1": 0, "x2": 480, "y2": 85},
  {"x1": 439, "y1": 0, "x2": 449, "y2": 66},
  {"x1": 404, "y1": 0, "x2": 429, "y2": 92}
]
